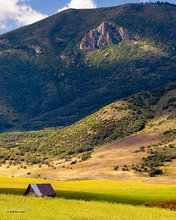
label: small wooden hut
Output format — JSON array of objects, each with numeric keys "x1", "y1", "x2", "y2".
[{"x1": 24, "y1": 183, "x2": 56, "y2": 197}]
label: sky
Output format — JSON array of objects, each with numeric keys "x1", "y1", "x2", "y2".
[{"x1": 0, "y1": 0, "x2": 176, "y2": 34}]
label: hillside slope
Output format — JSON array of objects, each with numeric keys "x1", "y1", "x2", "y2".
[
  {"x1": 0, "y1": 3, "x2": 176, "y2": 130},
  {"x1": 0, "y1": 82, "x2": 175, "y2": 178}
]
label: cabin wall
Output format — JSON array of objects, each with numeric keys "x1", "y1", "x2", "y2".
[{"x1": 26, "y1": 186, "x2": 35, "y2": 196}]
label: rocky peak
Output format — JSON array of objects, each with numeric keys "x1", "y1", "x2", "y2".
[{"x1": 80, "y1": 22, "x2": 131, "y2": 51}]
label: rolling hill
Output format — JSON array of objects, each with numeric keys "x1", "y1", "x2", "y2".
[
  {"x1": 0, "y1": 3, "x2": 176, "y2": 131},
  {"x1": 0, "y1": 82, "x2": 175, "y2": 181}
]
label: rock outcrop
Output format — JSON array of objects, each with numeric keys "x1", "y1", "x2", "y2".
[
  {"x1": 80, "y1": 22, "x2": 131, "y2": 51},
  {"x1": 119, "y1": 27, "x2": 131, "y2": 40},
  {"x1": 0, "y1": 38, "x2": 10, "y2": 46},
  {"x1": 28, "y1": 45, "x2": 42, "y2": 54}
]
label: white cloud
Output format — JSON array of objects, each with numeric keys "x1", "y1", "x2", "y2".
[
  {"x1": 58, "y1": 0, "x2": 97, "y2": 12},
  {"x1": 0, "y1": 0, "x2": 47, "y2": 30}
]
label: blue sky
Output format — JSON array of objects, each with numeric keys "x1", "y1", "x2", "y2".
[
  {"x1": 0, "y1": 0, "x2": 175, "y2": 34},
  {"x1": 28, "y1": 0, "x2": 138, "y2": 15}
]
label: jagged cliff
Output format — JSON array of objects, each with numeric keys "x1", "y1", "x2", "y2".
[{"x1": 80, "y1": 22, "x2": 131, "y2": 51}]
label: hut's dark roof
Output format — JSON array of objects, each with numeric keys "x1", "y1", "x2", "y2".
[{"x1": 25, "y1": 183, "x2": 56, "y2": 197}]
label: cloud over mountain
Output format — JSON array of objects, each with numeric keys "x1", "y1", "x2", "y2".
[
  {"x1": 0, "y1": 0, "x2": 47, "y2": 30},
  {"x1": 58, "y1": 0, "x2": 97, "y2": 12}
]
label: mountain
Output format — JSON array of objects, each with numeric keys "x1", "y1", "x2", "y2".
[{"x1": 0, "y1": 3, "x2": 176, "y2": 131}]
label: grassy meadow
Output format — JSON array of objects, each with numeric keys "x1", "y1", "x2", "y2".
[
  {"x1": 1, "y1": 177, "x2": 176, "y2": 219},
  {"x1": 1, "y1": 194, "x2": 176, "y2": 220}
]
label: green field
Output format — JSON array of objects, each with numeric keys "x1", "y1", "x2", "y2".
[
  {"x1": 1, "y1": 177, "x2": 176, "y2": 219},
  {"x1": 1, "y1": 194, "x2": 176, "y2": 220}
]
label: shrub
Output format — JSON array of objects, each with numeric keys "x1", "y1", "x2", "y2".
[
  {"x1": 149, "y1": 169, "x2": 163, "y2": 177},
  {"x1": 77, "y1": 147, "x2": 93, "y2": 153},
  {"x1": 122, "y1": 166, "x2": 129, "y2": 171},
  {"x1": 140, "y1": 146, "x2": 145, "y2": 152},
  {"x1": 81, "y1": 152, "x2": 91, "y2": 161},
  {"x1": 144, "y1": 167, "x2": 148, "y2": 172},
  {"x1": 169, "y1": 144, "x2": 175, "y2": 148},
  {"x1": 71, "y1": 160, "x2": 77, "y2": 165},
  {"x1": 68, "y1": 149, "x2": 76, "y2": 155},
  {"x1": 114, "y1": 166, "x2": 119, "y2": 171}
]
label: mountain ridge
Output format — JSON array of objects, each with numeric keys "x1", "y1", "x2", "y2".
[{"x1": 0, "y1": 3, "x2": 176, "y2": 131}]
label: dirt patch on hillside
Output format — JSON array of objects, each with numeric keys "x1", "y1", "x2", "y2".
[
  {"x1": 76, "y1": 132, "x2": 159, "y2": 174},
  {"x1": 108, "y1": 132, "x2": 159, "y2": 150}
]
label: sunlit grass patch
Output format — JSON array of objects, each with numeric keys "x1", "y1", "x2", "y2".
[
  {"x1": 1, "y1": 177, "x2": 176, "y2": 205},
  {"x1": 0, "y1": 194, "x2": 176, "y2": 220}
]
